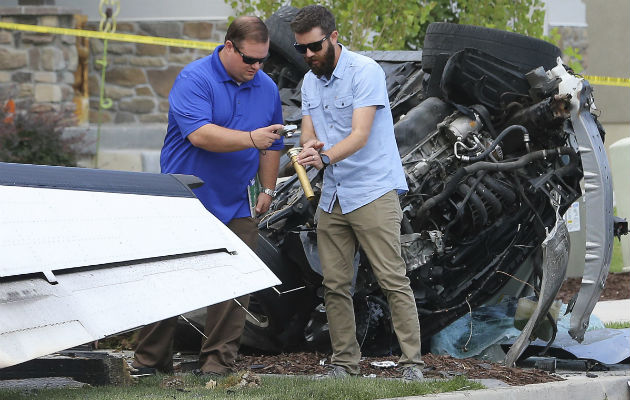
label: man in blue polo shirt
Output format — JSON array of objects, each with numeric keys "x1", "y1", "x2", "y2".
[
  {"x1": 133, "y1": 16, "x2": 284, "y2": 376},
  {"x1": 290, "y1": 6, "x2": 424, "y2": 381}
]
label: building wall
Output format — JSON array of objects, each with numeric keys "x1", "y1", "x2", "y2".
[
  {"x1": 0, "y1": 4, "x2": 229, "y2": 124},
  {"x1": 0, "y1": 6, "x2": 80, "y2": 116},
  {"x1": 85, "y1": 20, "x2": 227, "y2": 124},
  {"x1": 3, "y1": 0, "x2": 234, "y2": 21},
  {"x1": 545, "y1": 0, "x2": 586, "y2": 29},
  {"x1": 584, "y1": 0, "x2": 630, "y2": 147}
]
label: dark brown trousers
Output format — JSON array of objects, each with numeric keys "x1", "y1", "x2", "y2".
[{"x1": 133, "y1": 217, "x2": 258, "y2": 374}]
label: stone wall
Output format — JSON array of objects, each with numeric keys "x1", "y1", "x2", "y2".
[
  {"x1": 0, "y1": 5, "x2": 80, "y2": 115},
  {"x1": 551, "y1": 25, "x2": 589, "y2": 70},
  {"x1": 86, "y1": 20, "x2": 228, "y2": 124}
]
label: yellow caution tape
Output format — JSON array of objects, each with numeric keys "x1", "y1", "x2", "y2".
[
  {"x1": 1, "y1": 21, "x2": 630, "y2": 88},
  {"x1": 583, "y1": 75, "x2": 630, "y2": 88},
  {"x1": 0, "y1": 21, "x2": 220, "y2": 51}
]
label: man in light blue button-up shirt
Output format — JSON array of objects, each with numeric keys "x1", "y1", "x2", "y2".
[
  {"x1": 297, "y1": 42, "x2": 408, "y2": 214},
  {"x1": 291, "y1": 5, "x2": 424, "y2": 381}
]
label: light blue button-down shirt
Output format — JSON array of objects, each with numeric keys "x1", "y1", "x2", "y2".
[{"x1": 301, "y1": 45, "x2": 408, "y2": 214}]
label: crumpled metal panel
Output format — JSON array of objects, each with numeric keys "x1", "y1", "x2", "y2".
[
  {"x1": 521, "y1": 328, "x2": 630, "y2": 364},
  {"x1": 549, "y1": 60, "x2": 614, "y2": 342},
  {"x1": 505, "y1": 217, "x2": 570, "y2": 366}
]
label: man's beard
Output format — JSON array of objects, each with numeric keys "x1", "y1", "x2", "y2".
[{"x1": 307, "y1": 40, "x2": 335, "y2": 78}]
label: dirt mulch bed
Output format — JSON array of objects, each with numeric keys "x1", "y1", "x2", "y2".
[
  {"x1": 557, "y1": 272, "x2": 630, "y2": 303},
  {"x1": 232, "y1": 274, "x2": 630, "y2": 386},
  {"x1": 235, "y1": 352, "x2": 562, "y2": 386}
]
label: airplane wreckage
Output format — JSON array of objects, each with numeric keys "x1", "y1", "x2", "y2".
[
  {"x1": 0, "y1": 11, "x2": 627, "y2": 369},
  {"x1": 0, "y1": 166, "x2": 280, "y2": 368}
]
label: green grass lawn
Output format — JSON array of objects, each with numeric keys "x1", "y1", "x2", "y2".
[
  {"x1": 0, "y1": 374, "x2": 483, "y2": 400},
  {"x1": 611, "y1": 234, "x2": 625, "y2": 273},
  {"x1": 604, "y1": 321, "x2": 630, "y2": 329}
]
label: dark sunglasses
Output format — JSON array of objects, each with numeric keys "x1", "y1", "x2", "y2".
[
  {"x1": 293, "y1": 35, "x2": 329, "y2": 54},
  {"x1": 231, "y1": 42, "x2": 270, "y2": 65}
]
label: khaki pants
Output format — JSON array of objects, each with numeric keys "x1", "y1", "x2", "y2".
[
  {"x1": 317, "y1": 191, "x2": 423, "y2": 375},
  {"x1": 133, "y1": 217, "x2": 258, "y2": 374}
]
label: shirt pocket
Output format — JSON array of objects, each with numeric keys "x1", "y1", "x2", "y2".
[
  {"x1": 303, "y1": 95, "x2": 321, "y2": 112},
  {"x1": 334, "y1": 94, "x2": 354, "y2": 127}
]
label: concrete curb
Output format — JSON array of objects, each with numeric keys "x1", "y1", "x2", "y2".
[
  {"x1": 380, "y1": 374, "x2": 630, "y2": 400},
  {"x1": 593, "y1": 299, "x2": 630, "y2": 323}
]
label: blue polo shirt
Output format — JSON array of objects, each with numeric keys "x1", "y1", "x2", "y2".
[
  {"x1": 301, "y1": 45, "x2": 407, "y2": 214},
  {"x1": 161, "y1": 45, "x2": 284, "y2": 224}
]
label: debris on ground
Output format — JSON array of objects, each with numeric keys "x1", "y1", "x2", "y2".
[
  {"x1": 160, "y1": 375, "x2": 184, "y2": 389},
  {"x1": 204, "y1": 379, "x2": 217, "y2": 389},
  {"x1": 371, "y1": 361, "x2": 398, "y2": 369},
  {"x1": 234, "y1": 352, "x2": 562, "y2": 386},
  {"x1": 220, "y1": 371, "x2": 262, "y2": 391}
]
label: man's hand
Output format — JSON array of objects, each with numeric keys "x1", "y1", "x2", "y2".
[
  {"x1": 250, "y1": 124, "x2": 283, "y2": 149},
  {"x1": 297, "y1": 139, "x2": 325, "y2": 169},
  {"x1": 255, "y1": 191, "x2": 273, "y2": 215}
]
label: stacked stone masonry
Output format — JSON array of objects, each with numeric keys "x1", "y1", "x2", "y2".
[
  {"x1": 0, "y1": 6, "x2": 80, "y2": 115},
  {"x1": 86, "y1": 20, "x2": 228, "y2": 124},
  {"x1": 553, "y1": 25, "x2": 589, "y2": 71},
  {"x1": 0, "y1": 5, "x2": 227, "y2": 124}
]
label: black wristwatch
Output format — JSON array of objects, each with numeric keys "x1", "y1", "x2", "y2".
[{"x1": 320, "y1": 153, "x2": 330, "y2": 170}]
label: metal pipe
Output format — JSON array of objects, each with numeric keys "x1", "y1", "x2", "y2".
[{"x1": 287, "y1": 147, "x2": 315, "y2": 200}]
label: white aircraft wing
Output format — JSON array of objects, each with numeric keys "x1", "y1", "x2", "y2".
[{"x1": 0, "y1": 162, "x2": 280, "y2": 368}]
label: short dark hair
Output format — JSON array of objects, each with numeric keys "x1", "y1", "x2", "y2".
[
  {"x1": 290, "y1": 5, "x2": 336, "y2": 35},
  {"x1": 225, "y1": 16, "x2": 269, "y2": 47}
]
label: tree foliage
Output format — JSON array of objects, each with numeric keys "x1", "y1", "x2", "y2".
[
  {"x1": 227, "y1": 0, "x2": 583, "y2": 71},
  {"x1": 227, "y1": 0, "x2": 546, "y2": 50}
]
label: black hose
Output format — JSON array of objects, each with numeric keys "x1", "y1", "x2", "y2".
[
  {"x1": 445, "y1": 173, "x2": 486, "y2": 232},
  {"x1": 415, "y1": 168, "x2": 467, "y2": 218},
  {"x1": 457, "y1": 183, "x2": 488, "y2": 227},
  {"x1": 515, "y1": 177, "x2": 547, "y2": 236},
  {"x1": 538, "y1": 311, "x2": 559, "y2": 356},
  {"x1": 461, "y1": 125, "x2": 529, "y2": 162},
  {"x1": 462, "y1": 147, "x2": 574, "y2": 175},
  {"x1": 469, "y1": 177, "x2": 502, "y2": 217},
  {"x1": 480, "y1": 173, "x2": 517, "y2": 205},
  {"x1": 416, "y1": 147, "x2": 574, "y2": 221},
  {"x1": 401, "y1": 215, "x2": 414, "y2": 234}
]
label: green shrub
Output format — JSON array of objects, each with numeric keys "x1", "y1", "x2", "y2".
[{"x1": 0, "y1": 106, "x2": 87, "y2": 167}]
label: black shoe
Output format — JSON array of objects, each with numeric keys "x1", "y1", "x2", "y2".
[{"x1": 130, "y1": 366, "x2": 157, "y2": 376}]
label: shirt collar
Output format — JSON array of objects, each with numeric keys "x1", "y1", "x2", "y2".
[
  {"x1": 210, "y1": 44, "x2": 261, "y2": 87},
  {"x1": 316, "y1": 43, "x2": 349, "y2": 85},
  {"x1": 332, "y1": 44, "x2": 349, "y2": 80}
]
